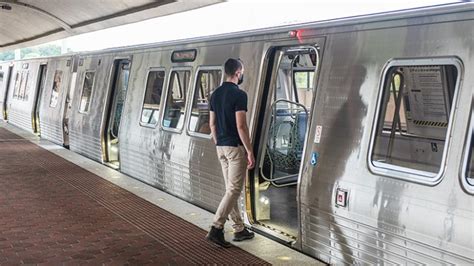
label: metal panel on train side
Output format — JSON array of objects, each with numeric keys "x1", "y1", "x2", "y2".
[
  {"x1": 7, "y1": 60, "x2": 42, "y2": 133},
  {"x1": 299, "y1": 14, "x2": 474, "y2": 264},
  {"x1": 38, "y1": 57, "x2": 73, "y2": 145},
  {"x1": 69, "y1": 54, "x2": 116, "y2": 162}
]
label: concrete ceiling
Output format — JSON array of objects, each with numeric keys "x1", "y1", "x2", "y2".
[{"x1": 0, "y1": 0, "x2": 223, "y2": 52}]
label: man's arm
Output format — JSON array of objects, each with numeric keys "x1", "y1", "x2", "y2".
[
  {"x1": 210, "y1": 111, "x2": 217, "y2": 144},
  {"x1": 236, "y1": 111, "x2": 255, "y2": 169}
]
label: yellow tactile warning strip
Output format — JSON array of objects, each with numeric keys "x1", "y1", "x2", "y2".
[{"x1": 0, "y1": 127, "x2": 270, "y2": 265}]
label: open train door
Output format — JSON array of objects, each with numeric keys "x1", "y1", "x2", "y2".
[
  {"x1": 102, "y1": 58, "x2": 131, "y2": 169},
  {"x1": 32, "y1": 64, "x2": 47, "y2": 135},
  {"x1": 251, "y1": 42, "x2": 323, "y2": 244}
]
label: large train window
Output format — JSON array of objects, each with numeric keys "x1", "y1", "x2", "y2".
[
  {"x1": 78, "y1": 71, "x2": 95, "y2": 113},
  {"x1": 188, "y1": 67, "x2": 222, "y2": 137},
  {"x1": 162, "y1": 69, "x2": 190, "y2": 131},
  {"x1": 462, "y1": 114, "x2": 474, "y2": 194},
  {"x1": 369, "y1": 58, "x2": 461, "y2": 184},
  {"x1": 49, "y1": 70, "x2": 63, "y2": 108},
  {"x1": 139, "y1": 69, "x2": 165, "y2": 127}
]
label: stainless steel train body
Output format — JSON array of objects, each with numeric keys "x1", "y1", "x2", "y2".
[
  {"x1": 1, "y1": 3, "x2": 473, "y2": 264},
  {"x1": 0, "y1": 55, "x2": 74, "y2": 145}
]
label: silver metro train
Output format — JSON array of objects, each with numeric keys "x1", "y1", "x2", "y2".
[{"x1": 0, "y1": 3, "x2": 473, "y2": 264}]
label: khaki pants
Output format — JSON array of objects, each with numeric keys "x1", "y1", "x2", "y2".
[{"x1": 212, "y1": 146, "x2": 247, "y2": 233}]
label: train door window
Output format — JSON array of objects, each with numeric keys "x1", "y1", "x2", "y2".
[
  {"x1": 140, "y1": 69, "x2": 165, "y2": 127},
  {"x1": 78, "y1": 71, "x2": 95, "y2": 113},
  {"x1": 0, "y1": 72, "x2": 3, "y2": 89},
  {"x1": 17, "y1": 72, "x2": 26, "y2": 100},
  {"x1": 188, "y1": 68, "x2": 222, "y2": 136},
  {"x1": 13, "y1": 72, "x2": 20, "y2": 99},
  {"x1": 49, "y1": 70, "x2": 63, "y2": 108},
  {"x1": 162, "y1": 69, "x2": 191, "y2": 131},
  {"x1": 369, "y1": 58, "x2": 461, "y2": 183},
  {"x1": 462, "y1": 114, "x2": 474, "y2": 194},
  {"x1": 19, "y1": 72, "x2": 29, "y2": 101}
]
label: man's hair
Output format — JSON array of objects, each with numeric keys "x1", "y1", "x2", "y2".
[{"x1": 224, "y1": 58, "x2": 243, "y2": 76}]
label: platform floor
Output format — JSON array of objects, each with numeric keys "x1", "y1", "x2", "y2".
[{"x1": 0, "y1": 122, "x2": 322, "y2": 265}]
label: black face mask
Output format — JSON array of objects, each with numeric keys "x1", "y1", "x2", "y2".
[{"x1": 238, "y1": 73, "x2": 244, "y2": 85}]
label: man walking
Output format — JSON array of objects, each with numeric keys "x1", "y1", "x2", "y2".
[{"x1": 206, "y1": 58, "x2": 255, "y2": 248}]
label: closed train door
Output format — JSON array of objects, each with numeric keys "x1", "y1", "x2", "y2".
[
  {"x1": 252, "y1": 43, "x2": 322, "y2": 243},
  {"x1": 103, "y1": 58, "x2": 131, "y2": 169},
  {"x1": 32, "y1": 64, "x2": 47, "y2": 134}
]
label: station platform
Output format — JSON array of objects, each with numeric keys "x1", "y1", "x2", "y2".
[{"x1": 0, "y1": 122, "x2": 321, "y2": 265}]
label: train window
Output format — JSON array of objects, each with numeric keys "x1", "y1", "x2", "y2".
[
  {"x1": 188, "y1": 68, "x2": 222, "y2": 136},
  {"x1": 369, "y1": 58, "x2": 461, "y2": 183},
  {"x1": 0, "y1": 72, "x2": 3, "y2": 88},
  {"x1": 294, "y1": 70, "x2": 314, "y2": 108},
  {"x1": 49, "y1": 70, "x2": 63, "y2": 108},
  {"x1": 12, "y1": 71, "x2": 29, "y2": 101},
  {"x1": 162, "y1": 69, "x2": 190, "y2": 131},
  {"x1": 294, "y1": 71, "x2": 314, "y2": 90},
  {"x1": 140, "y1": 70, "x2": 165, "y2": 127},
  {"x1": 79, "y1": 71, "x2": 95, "y2": 113},
  {"x1": 13, "y1": 72, "x2": 20, "y2": 99},
  {"x1": 462, "y1": 116, "x2": 474, "y2": 193},
  {"x1": 19, "y1": 72, "x2": 29, "y2": 101}
]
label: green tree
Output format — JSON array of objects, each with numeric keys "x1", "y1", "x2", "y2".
[
  {"x1": 0, "y1": 43, "x2": 63, "y2": 61},
  {"x1": 38, "y1": 44, "x2": 61, "y2": 57},
  {"x1": 0, "y1": 50, "x2": 14, "y2": 61}
]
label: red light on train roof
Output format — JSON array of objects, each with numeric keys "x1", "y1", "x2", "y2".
[{"x1": 288, "y1": 30, "x2": 304, "y2": 43}]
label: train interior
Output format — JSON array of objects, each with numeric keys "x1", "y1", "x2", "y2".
[
  {"x1": 254, "y1": 46, "x2": 318, "y2": 239},
  {"x1": 372, "y1": 63, "x2": 458, "y2": 177}
]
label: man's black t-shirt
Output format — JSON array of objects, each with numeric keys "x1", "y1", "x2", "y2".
[{"x1": 210, "y1": 82, "x2": 248, "y2": 147}]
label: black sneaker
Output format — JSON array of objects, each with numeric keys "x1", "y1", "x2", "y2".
[
  {"x1": 206, "y1": 226, "x2": 232, "y2": 248},
  {"x1": 233, "y1": 228, "x2": 255, "y2": 241}
]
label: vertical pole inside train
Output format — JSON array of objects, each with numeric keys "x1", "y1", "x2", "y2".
[{"x1": 103, "y1": 59, "x2": 131, "y2": 169}]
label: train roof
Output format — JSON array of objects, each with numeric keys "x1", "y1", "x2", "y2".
[{"x1": 76, "y1": 2, "x2": 474, "y2": 56}]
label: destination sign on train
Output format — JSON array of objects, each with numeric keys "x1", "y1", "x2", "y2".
[{"x1": 172, "y1": 49, "x2": 197, "y2": 62}]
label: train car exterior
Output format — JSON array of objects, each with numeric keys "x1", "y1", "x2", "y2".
[
  {"x1": 2, "y1": 3, "x2": 473, "y2": 264},
  {"x1": 298, "y1": 9, "x2": 473, "y2": 264},
  {"x1": 5, "y1": 58, "x2": 45, "y2": 133},
  {"x1": 0, "y1": 55, "x2": 75, "y2": 144},
  {"x1": 68, "y1": 53, "x2": 121, "y2": 162}
]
